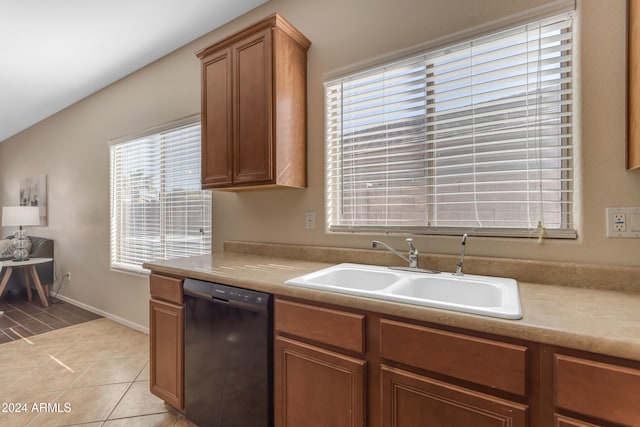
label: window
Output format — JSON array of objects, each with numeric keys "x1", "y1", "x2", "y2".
[
  {"x1": 110, "y1": 117, "x2": 211, "y2": 273},
  {"x1": 326, "y1": 12, "x2": 575, "y2": 238}
]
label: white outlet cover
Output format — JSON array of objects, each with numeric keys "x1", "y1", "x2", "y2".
[
  {"x1": 305, "y1": 211, "x2": 316, "y2": 230},
  {"x1": 631, "y1": 213, "x2": 640, "y2": 232},
  {"x1": 606, "y1": 207, "x2": 640, "y2": 238}
]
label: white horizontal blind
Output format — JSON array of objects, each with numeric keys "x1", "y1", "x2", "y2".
[
  {"x1": 326, "y1": 13, "x2": 575, "y2": 238},
  {"x1": 110, "y1": 120, "x2": 212, "y2": 273}
]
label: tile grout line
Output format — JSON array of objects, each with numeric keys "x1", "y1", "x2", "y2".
[
  {"x1": 2, "y1": 316, "x2": 159, "y2": 426},
  {"x1": 96, "y1": 358, "x2": 150, "y2": 424},
  {"x1": 103, "y1": 378, "x2": 136, "y2": 424},
  {"x1": 24, "y1": 337, "x2": 138, "y2": 426}
]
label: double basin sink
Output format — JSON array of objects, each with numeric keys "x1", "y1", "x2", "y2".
[{"x1": 285, "y1": 263, "x2": 522, "y2": 320}]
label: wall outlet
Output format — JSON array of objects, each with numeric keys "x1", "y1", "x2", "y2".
[
  {"x1": 606, "y1": 207, "x2": 640, "y2": 237},
  {"x1": 65, "y1": 272, "x2": 72, "y2": 282},
  {"x1": 305, "y1": 211, "x2": 316, "y2": 230},
  {"x1": 613, "y1": 213, "x2": 626, "y2": 232}
]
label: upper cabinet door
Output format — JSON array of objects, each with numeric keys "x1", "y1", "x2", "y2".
[
  {"x1": 201, "y1": 47, "x2": 233, "y2": 186},
  {"x1": 629, "y1": 0, "x2": 640, "y2": 170},
  {"x1": 233, "y1": 28, "x2": 273, "y2": 185}
]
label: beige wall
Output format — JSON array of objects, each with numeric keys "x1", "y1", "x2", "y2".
[{"x1": 1, "y1": 0, "x2": 638, "y2": 330}]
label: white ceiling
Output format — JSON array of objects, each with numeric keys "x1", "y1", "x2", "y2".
[{"x1": 0, "y1": 0, "x2": 268, "y2": 143}]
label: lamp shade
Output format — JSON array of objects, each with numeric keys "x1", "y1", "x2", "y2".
[{"x1": 2, "y1": 206, "x2": 40, "y2": 227}]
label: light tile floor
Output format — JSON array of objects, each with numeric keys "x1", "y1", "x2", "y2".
[{"x1": 0, "y1": 318, "x2": 189, "y2": 427}]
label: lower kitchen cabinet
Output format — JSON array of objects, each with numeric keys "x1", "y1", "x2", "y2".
[
  {"x1": 272, "y1": 300, "x2": 640, "y2": 427},
  {"x1": 149, "y1": 274, "x2": 184, "y2": 411},
  {"x1": 274, "y1": 298, "x2": 366, "y2": 426},
  {"x1": 379, "y1": 318, "x2": 529, "y2": 427},
  {"x1": 554, "y1": 414, "x2": 602, "y2": 427},
  {"x1": 142, "y1": 284, "x2": 640, "y2": 426},
  {"x1": 381, "y1": 365, "x2": 528, "y2": 427},
  {"x1": 275, "y1": 298, "x2": 640, "y2": 427},
  {"x1": 274, "y1": 336, "x2": 366, "y2": 427},
  {"x1": 552, "y1": 351, "x2": 640, "y2": 426},
  {"x1": 274, "y1": 297, "x2": 531, "y2": 427}
]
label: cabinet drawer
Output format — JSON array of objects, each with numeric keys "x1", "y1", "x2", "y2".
[
  {"x1": 150, "y1": 274, "x2": 183, "y2": 304},
  {"x1": 275, "y1": 299, "x2": 365, "y2": 353},
  {"x1": 554, "y1": 354, "x2": 640, "y2": 425},
  {"x1": 554, "y1": 414, "x2": 602, "y2": 427},
  {"x1": 380, "y1": 319, "x2": 527, "y2": 396}
]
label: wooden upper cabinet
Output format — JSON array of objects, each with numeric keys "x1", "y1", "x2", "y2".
[
  {"x1": 629, "y1": 0, "x2": 640, "y2": 169},
  {"x1": 197, "y1": 14, "x2": 311, "y2": 189}
]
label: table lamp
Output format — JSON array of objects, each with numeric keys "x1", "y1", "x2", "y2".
[{"x1": 1, "y1": 206, "x2": 40, "y2": 261}]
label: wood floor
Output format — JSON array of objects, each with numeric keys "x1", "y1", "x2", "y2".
[{"x1": 0, "y1": 290, "x2": 101, "y2": 343}]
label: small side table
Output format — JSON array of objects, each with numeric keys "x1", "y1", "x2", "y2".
[{"x1": 0, "y1": 257, "x2": 53, "y2": 307}]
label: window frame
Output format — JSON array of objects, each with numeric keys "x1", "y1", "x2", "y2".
[
  {"x1": 109, "y1": 115, "x2": 212, "y2": 275},
  {"x1": 324, "y1": 10, "x2": 576, "y2": 239}
]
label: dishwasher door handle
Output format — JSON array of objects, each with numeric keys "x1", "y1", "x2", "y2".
[{"x1": 210, "y1": 296, "x2": 230, "y2": 305}]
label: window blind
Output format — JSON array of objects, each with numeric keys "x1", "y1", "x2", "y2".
[
  {"x1": 325, "y1": 12, "x2": 575, "y2": 238},
  {"x1": 110, "y1": 119, "x2": 212, "y2": 273}
]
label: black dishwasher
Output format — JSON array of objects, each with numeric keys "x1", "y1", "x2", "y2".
[{"x1": 183, "y1": 278, "x2": 273, "y2": 427}]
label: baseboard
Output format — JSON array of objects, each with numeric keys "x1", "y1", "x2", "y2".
[{"x1": 52, "y1": 294, "x2": 149, "y2": 334}]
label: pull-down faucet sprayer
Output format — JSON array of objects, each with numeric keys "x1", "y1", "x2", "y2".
[{"x1": 454, "y1": 234, "x2": 468, "y2": 276}]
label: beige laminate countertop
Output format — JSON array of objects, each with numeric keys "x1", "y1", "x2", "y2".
[{"x1": 143, "y1": 252, "x2": 640, "y2": 363}]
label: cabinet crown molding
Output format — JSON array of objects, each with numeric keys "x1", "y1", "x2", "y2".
[{"x1": 196, "y1": 12, "x2": 311, "y2": 59}]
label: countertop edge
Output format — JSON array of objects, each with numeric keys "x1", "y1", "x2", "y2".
[{"x1": 143, "y1": 253, "x2": 640, "y2": 363}]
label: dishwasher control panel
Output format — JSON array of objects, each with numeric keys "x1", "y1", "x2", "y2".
[
  {"x1": 184, "y1": 278, "x2": 271, "y2": 310},
  {"x1": 212, "y1": 285, "x2": 268, "y2": 305}
]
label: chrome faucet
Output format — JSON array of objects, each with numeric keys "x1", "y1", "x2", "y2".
[
  {"x1": 454, "y1": 234, "x2": 468, "y2": 276},
  {"x1": 372, "y1": 238, "x2": 419, "y2": 268}
]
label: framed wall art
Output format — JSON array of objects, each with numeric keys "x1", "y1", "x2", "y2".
[{"x1": 20, "y1": 174, "x2": 47, "y2": 226}]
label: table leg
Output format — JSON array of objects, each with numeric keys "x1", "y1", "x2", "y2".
[
  {"x1": 29, "y1": 265, "x2": 49, "y2": 307},
  {"x1": 23, "y1": 268, "x2": 33, "y2": 302},
  {"x1": 0, "y1": 267, "x2": 14, "y2": 298}
]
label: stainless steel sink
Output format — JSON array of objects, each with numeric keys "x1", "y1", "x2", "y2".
[{"x1": 285, "y1": 263, "x2": 522, "y2": 320}]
